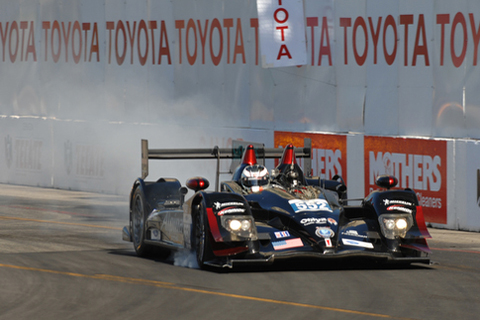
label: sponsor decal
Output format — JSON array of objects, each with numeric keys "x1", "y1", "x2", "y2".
[
  {"x1": 300, "y1": 217, "x2": 327, "y2": 226},
  {"x1": 300, "y1": 217, "x2": 338, "y2": 226},
  {"x1": 217, "y1": 207, "x2": 245, "y2": 216},
  {"x1": 274, "y1": 231, "x2": 291, "y2": 239},
  {"x1": 386, "y1": 205, "x2": 413, "y2": 214},
  {"x1": 342, "y1": 238, "x2": 374, "y2": 249},
  {"x1": 316, "y1": 227, "x2": 334, "y2": 248},
  {"x1": 212, "y1": 201, "x2": 245, "y2": 217},
  {"x1": 213, "y1": 201, "x2": 244, "y2": 210},
  {"x1": 341, "y1": 230, "x2": 367, "y2": 239},
  {"x1": 365, "y1": 136, "x2": 447, "y2": 224},
  {"x1": 274, "y1": 132, "x2": 347, "y2": 181},
  {"x1": 325, "y1": 238, "x2": 332, "y2": 247},
  {"x1": 383, "y1": 199, "x2": 413, "y2": 207},
  {"x1": 328, "y1": 218, "x2": 338, "y2": 225},
  {"x1": 272, "y1": 238, "x2": 303, "y2": 251},
  {"x1": 289, "y1": 199, "x2": 333, "y2": 213},
  {"x1": 151, "y1": 229, "x2": 161, "y2": 240},
  {"x1": 251, "y1": 186, "x2": 264, "y2": 193},
  {"x1": 315, "y1": 227, "x2": 335, "y2": 238}
]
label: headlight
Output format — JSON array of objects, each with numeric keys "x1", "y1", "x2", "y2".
[
  {"x1": 241, "y1": 220, "x2": 252, "y2": 231},
  {"x1": 378, "y1": 214, "x2": 413, "y2": 239},
  {"x1": 229, "y1": 219, "x2": 242, "y2": 231},
  {"x1": 221, "y1": 215, "x2": 257, "y2": 240},
  {"x1": 384, "y1": 219, "x2": 396, "y2": 230},
  {"x1": 396, "y1": 218, "x2": 408, "y2": 229}
]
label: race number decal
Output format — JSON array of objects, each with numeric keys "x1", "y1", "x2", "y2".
[{"x1": 288, "y1": 199, "x2": 333, "y2": 213}]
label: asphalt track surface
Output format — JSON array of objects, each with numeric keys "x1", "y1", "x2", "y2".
[{"x1": 0, "y1": 184, "x2": 479, "y2": 320}]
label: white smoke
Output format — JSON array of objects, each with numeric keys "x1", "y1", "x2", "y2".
[{"x1": 172, "y1": 249, "x2": 199, "y2": 269}]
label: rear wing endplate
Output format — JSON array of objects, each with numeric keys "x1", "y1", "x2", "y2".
[{"x1": 141, "y1": 138, "x2": 312, "y2": 191}]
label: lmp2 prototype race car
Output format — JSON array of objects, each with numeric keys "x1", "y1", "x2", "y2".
[{"x1": 122, "y1": 139, "x2": 431, "y2": 269}]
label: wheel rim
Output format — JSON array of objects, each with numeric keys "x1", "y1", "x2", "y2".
[
  {"x1": 132, "y1": 195, "x2": 144, "y2": 248},
  {"x1": 195, "y1": 213, "x2": 205, "y2": 263}
]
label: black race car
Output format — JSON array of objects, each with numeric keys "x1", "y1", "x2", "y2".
[{"x1": 122, "y1": 139, "x2": 431, "y2": 269}]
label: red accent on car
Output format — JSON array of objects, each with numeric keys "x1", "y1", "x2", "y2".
[
  {"x1": 400, "y1": 239, "x2": 431, "y2": 253},
  {"x1": 415, "y1": 206, "x2": 432, "y2": 238},
  {"x1": 206, "y1": 207, "x2": 223, "y2": 242},
  {"x1": 186, "y1": 177, "x2": 210, "y2": 191},
  {"x1": 213, "y1": 246, "x2": 249, "y2": 256},
  {"x1": 280, "y1": 144, "x2": 297, "y2": 165},
  {"x1": 242, "y1": 145, "x2": 257, "y2": 165}
]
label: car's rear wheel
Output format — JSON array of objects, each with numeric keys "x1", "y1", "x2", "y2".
[
  {"x1": 193, "y1": 204, "x2": 213, "y2": 268},
  {"x1": 131, "y1": 188, "x2": 153, "y2": 257}
]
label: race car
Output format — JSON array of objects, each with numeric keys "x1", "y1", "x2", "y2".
[{"x1": 122, "y1": 139, "x2": 431, "y2": 269}]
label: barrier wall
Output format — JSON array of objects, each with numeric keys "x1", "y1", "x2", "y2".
[{"x1": 1, "y1": 0, "x2": 480, "y2": 231}]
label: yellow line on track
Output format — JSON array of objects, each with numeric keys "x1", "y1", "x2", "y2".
[
  {"x1": 0, "y1": 263, "x2": 174, "y2": 286},
  {"x1": 0, "y1": 215, "x2": 122, "y2": 230},
  {"x1": 0, "y1": 262, "x2": 417, "y2": 320}
]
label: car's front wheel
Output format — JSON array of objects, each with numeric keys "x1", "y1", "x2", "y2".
[
  {"x1": 193, "y1": 204, "x2": 213, "y2": 269},
  {"x1": 131, "y1": 188, "x2": 153, "y2": 257}
]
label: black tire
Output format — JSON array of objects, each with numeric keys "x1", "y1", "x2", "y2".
[
  {"x1": 193, "y1": 204, "x2": 214, "y2": 269},
  {"x1": 131, "y1": 187, "x2": 154, "y2": 257}
]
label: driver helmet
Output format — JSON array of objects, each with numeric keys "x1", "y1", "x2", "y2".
[{"x1": 240, "y1": 164, "x2": 270, "y2": 191}]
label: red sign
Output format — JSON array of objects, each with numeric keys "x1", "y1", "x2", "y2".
[
  {"x1": 364, "y1": 136, "x2": 447, "y2": 224},
  {"x1": 274, "y1": 131, "x2": 347, "y2": 183}
]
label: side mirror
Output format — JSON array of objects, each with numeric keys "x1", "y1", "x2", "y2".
[
  {"x1": 336, "y1": 184, "x2": 347, "y2": 194},
  {"x1": 332, "y1": 175, "x2": 347, "y2": 194},
  {"x1": 186, "y1": 177, "x2": 210, "y2": 192},
  {"x1": 375, "y1": 175, "x2": 398, "y2": 189},
  {"x1": 179, "y1": 187, "x2": 188, "y2": 206}
]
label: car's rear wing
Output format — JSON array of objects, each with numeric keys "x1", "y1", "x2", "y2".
[{"x1": 141, "y1": 138, "x2": 312, "y2": 191}]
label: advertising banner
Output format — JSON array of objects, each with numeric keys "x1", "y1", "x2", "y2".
[
  {"x1": 256, "y1": 0, "x2": 307, "y2": 67},
  {"x1": 0, "y1": 117, "x2": 53, "y2": 188},
  {"x1": 3, "y1": 0, "x2": 480, "y2": 139},
  {"x1": 364, "y1": 136, "x2": 447, "y2": 224},
  {"x1": 274, "y1": 131, "x2": 347, "y2": 182}
]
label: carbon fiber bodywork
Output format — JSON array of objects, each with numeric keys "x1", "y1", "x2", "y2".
[{"x1": 123, "y1": 140, "x2": 431, "y2": 269}]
